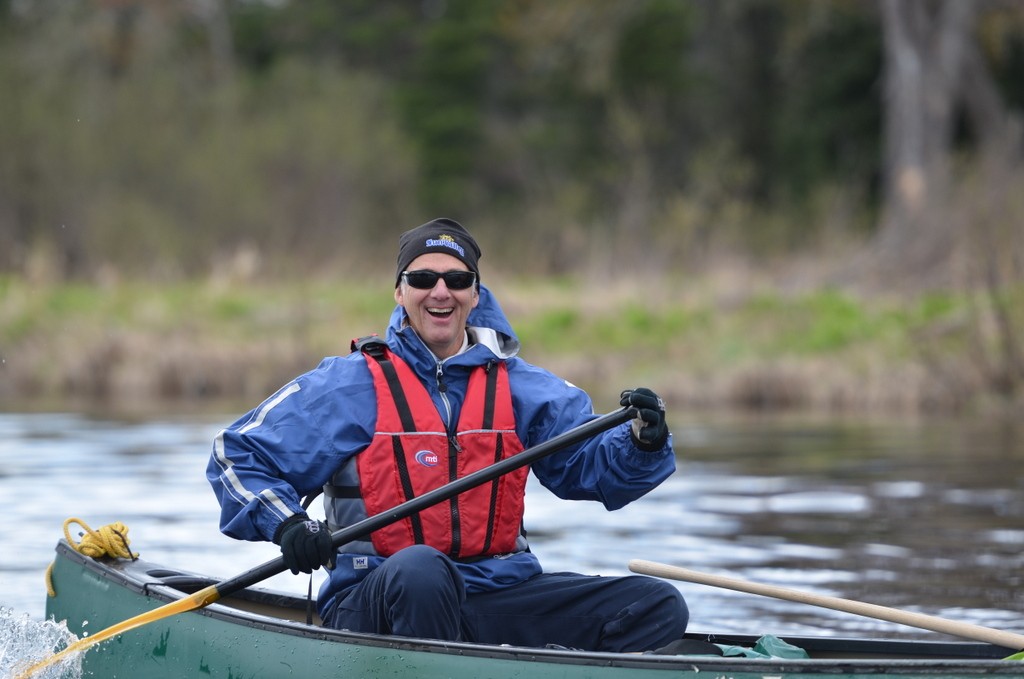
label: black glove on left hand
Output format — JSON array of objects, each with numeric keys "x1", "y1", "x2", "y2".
[
  {"x1": 273, "y1": 514, "x2": 335, "y2": 575},
  {"x1": 619, "y1": 387, "x2": 669, "y2": 452}
]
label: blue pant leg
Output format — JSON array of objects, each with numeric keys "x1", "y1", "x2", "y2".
[
  {"x1": 462, "y1": 572, "x2": 688, "y2": 652},
  {"x1": 599, "y1": 576, "x2": 689, "y2": 652},
  {"x1": 324, "y1": 545, "x2": 466, "y2": 640}
]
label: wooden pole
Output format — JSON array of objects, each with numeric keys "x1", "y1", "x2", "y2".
[{"x1": 629, "y1": 559, "x2": 1024, "y2": 651}]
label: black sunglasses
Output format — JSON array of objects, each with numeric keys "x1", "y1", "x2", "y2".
[{"x1": 401, "y1": 269, "x2": 477, "y2": 290}]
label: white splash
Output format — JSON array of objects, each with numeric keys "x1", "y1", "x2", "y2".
[{"x1": 0, "y1": 607, "x2": 81, "y2": 679}]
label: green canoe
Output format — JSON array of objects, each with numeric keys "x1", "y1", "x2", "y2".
[{"x1": 43, "y1": 540, "x2": 1022, "y2": 678}]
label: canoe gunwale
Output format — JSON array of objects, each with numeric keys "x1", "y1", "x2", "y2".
[{"x1": 46, "y1": 540, "x2": 1024, "y2": 676}]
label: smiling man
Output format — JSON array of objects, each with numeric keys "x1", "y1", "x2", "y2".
[
  {"x1": 393, "y1": 223, "x2": 481, "y2": 359},
  {"x1": 207, "y1": 218, "x2": 688, "y2": 653}
]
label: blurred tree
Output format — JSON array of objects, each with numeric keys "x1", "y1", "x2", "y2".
[
  {"x1": 1, "y1": 0, "x2": 1021, "y2": 282},
  {"x1": 772, "y1": 2, "x2": 882, "y2": 205},
  {"x1": 397, "y1": 0, "x2": 499, "y2": 214},
  {"x1": 606, "y1": 0, "x2": 696, "y2": 250},
  {"x1": 875, "y1": 0, "x2": 974, "y2": 278},
  {"x1": 874, "y1": 0, "x2": 1022, "y2": 285},
  {"x1": 229, "y1": 0, "x2": 417, "y2": 76}
]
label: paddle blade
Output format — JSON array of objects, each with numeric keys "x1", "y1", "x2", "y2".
[{"x1": 15, "y1": 584, "x2": 221, "y2": 678}]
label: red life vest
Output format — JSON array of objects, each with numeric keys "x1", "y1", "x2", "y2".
[{"x1": 356, "y1": 340, "x2": 528, "y2": 559}]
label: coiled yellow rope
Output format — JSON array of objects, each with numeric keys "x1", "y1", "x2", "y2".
[{"x1": 45, "y1": 517, "x2": 139, "y2": 597}]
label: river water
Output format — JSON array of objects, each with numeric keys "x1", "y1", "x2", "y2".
[{"x1": 1, "y1": 409, "x2": 1022, "y2": 646}]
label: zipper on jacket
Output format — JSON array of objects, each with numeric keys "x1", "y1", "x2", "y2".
[
  {"x1": 435, "y1": 361, "x2": 455, "y2": 431},
  {"x1": 447, "y1": 434, "x2": 461, "y2": 557},
  {"x1": 435, "y1": 362, "x2": 447, "y2": 393}
]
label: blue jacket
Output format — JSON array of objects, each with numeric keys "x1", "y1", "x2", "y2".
[{"x1": 207, "y1": 284, "x2": 675, "y2": 617}]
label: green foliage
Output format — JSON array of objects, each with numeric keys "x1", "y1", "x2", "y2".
[
  {"x1": 592, "y1": 304, "x2": 695, "y2": 352},
  {"x1": 710, "y1": 290, "x2": 907, "y2": 359},
  {"x1": 516, "y1": 309, "x2": 582, "y2": 352},
  {"x1": 44, "y1": 285, "x2": 103, "y2": 317},
  {"x1": 790, "y1": 291, "x2": 889, "y2": 353},
  {"x1": 913, "y1": 293, "x2": 958, "y2": 323},
  {"x1": 4, "y1": 276, "x2": 1022, "y2": 414},
  {"x1": 213, "y1": 295, "x2": 257, "y2": 322},
  {"x1": 2, "y1": 281, "x2": 108, "y2": 345},
  {"x1": 513, "y1": 298, "x2": 698, "y2": 360}
]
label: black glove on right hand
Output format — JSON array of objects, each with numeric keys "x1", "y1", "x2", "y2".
[
  {"x1": 619, "y1": 387, "x2": 669, "y2": 452},
  {"x1": 273, "y1": 514, "x2": 334, "y2": 575}
]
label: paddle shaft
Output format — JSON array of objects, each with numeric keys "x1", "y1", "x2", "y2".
[
  {"x1": 212, "y1": 406, "x2": 636, "y2": 599},
  {"x1": 629, "y1": 560, "x2": 1024, "y2": 651}
]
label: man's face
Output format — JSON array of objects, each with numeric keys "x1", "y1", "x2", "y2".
[{"x1": 395, "y1": 252, "x2": 479, "y2": 359}]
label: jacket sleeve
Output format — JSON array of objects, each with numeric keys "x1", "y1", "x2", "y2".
[
  {"x1": 510, "y1": 361, "x2": 675, "y2": 510},
  {"x1": 206, "y1": 357, "x2": 376, "y2": 542}
]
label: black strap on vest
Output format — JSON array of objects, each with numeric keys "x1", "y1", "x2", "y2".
[
  {"x1": 482, "y1": 360, "x2": 498, "y2": 429},
  {"x1": 353, "y1": 335, "x2": 417, "y2": 433},
  {"x1": 353, "y1": 335, "x2": 424, "y2": 543},
  {"x1": 480, "y1": 360, "x2": 502, "y2": 555},
  {"x1": 393, "y1": 435, "x2": 426, "y2": 544}
]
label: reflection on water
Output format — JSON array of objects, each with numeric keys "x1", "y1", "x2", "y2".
[{"x1": 0, "y1": 410, "x2": 1022, "y2": 641}]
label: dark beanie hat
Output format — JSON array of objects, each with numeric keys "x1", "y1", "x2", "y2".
[{"x1": 395, "y1": 218, "x2": 482, "y2": 287}]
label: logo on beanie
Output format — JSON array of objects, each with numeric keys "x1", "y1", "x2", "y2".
[{"x1": 425, "y1": 233, "x2": 465, "y2": 258}]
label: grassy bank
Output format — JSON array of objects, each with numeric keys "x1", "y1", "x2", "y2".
[{"x1": 2, "y1": 274, "x2": 1021, "y2": 418}]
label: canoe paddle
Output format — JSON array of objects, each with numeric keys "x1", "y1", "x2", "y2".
[
  {"x1": 629, "y1": 559, "x2": 1024, "y2": 651},
  {"x1": 18, "y1": 406, "x2": 636, "y2": 678}
]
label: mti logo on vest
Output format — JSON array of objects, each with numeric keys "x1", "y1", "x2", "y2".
[{"x1": 415, "y1": 450, "x2": 439, "y2": 467}]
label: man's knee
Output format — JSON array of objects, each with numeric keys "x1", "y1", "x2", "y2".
[
  {"x1": 603, "y1": 577, "x2": 688, "y2": 651},
  {"x1": 654, "y1": 581, "x2": 689, "y2": 631},
  {"x1": 380, "y1": 545, "x2": 465, "y2": 600},
  {"x1": 643, "y1": 580, "x2": 689, "y2": 646}
]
